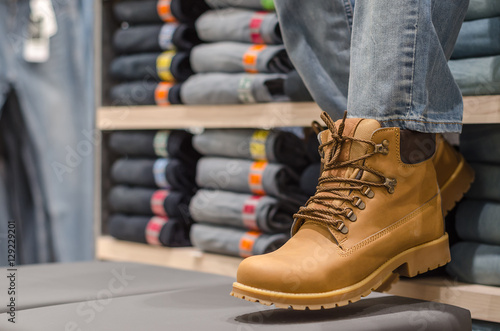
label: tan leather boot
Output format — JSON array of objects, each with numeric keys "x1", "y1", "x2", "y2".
[
  {"x1": 231, "y1": 112, "x2": 451, "y2": 309},
  {"x1": 433, "y1": 134, "x2": 474, "y2": 215}
]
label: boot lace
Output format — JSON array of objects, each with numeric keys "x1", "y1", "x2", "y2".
[{"x1": 294, "y1": 111, "x2": 396, "y2": 234}]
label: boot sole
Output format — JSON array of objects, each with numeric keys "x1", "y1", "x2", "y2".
[
  {"x1": 440, "y1": 154, "x2": 474, "y2": 216},
  {"x1": 230, "y1": 233, "x2": 450, "y2": 310}
]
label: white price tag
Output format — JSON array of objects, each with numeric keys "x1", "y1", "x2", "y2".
[
  {"x1": 24, "y1": 0, "x2": 57, "y2": 63},
  {"x1": 24, "y1": 37, "x2": 50, "y2": 63},
  {"x1": 30, "y1": 0, "x2": 57, "y2": 37}
]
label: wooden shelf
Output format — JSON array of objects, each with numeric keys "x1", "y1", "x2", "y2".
[
  {"x1": 97, "y1": 95, "x2": 500, "y2": 130},
  {"x1": 463, "y1": 95, "x2": 500, "y2": 124},
  {"x1": 97, "y1": 235, "x2": 500, "y2": 322},
  {"x1": 387, "y1": 276, "x2": 500, "y2": 323},
  {"x1": 97, "y1": 236, "x2": 242, "y2": 278},
  {"x1": 97, "y1": 102, "x2": 322, "y2": 130}
]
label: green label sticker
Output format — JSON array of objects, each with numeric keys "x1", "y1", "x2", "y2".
[
  {"x1": 154, "y1": 130, "x2": 171, "y2": 157},
  {"x1": 260, "y1": 0, "x2": 275, "y2": 11}
]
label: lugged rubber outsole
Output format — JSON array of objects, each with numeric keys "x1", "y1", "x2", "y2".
[
  {"x1": 230, "y1": 234, "x2": 450, "y2": 310},
  {"x1": 440, "y1": 154, "x2": 474, "y2": 216}
]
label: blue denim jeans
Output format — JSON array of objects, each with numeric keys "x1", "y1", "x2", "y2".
[
  {"x1": 0, "y1": 0, "x2": 94, "y2": 264},
  {"x1": 465, "y1": 163, "x2": 500, "y2": 202},
  {"x1": 449, "y1": 55, "x2": 500, "y2": 96},
  {"x1": 455, "y1": 200, "x2": 500, "y2": 246},
  {"x1": 460, "y1": 124, "x2": 500, "y2": 163},
  {"x1": 452, "y1": 17, "x2": 500, "y2": 59},
  {"x1": 275, "y1": 0, "x2": 469, "y2": 133},
  {"x1": 447, "y1": 241, "x2": 500, "y2": 286},
  {"x1": 465, "y1": 0, "x2": 500, "y2": 21}
]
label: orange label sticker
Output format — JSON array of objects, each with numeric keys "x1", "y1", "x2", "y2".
[
  {"x1": 157, "y1": 0, "x2": 176, "y2": 23},
  {"x1": 242, "y1": 45, "x2": 267, "y2": 73},
  {"x1": 239, "y1": 231, "x2": 261, "y2": 258},
  {"x1": 155, "y1": 82, "x2": 173, "y2": 106},
  {"x1": 248, "y1": 161, "x2": 267, "y2": 195}
]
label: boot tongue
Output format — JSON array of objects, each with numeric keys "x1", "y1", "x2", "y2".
[
  {"x1": 320, "y1": 118, "x2": 381, "y2": 178},
  {"x1": 293, "y1": 118, "x2": 381, "y2": 237}
]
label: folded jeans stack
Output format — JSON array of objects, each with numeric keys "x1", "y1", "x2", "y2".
[
  {"x1": 107, "y1": 130, "x2": 201, "y2": 247},
  {"x1": 189, "y1": 129, "x2": 313, "y2": 257},
  {"x1": 110, "y1": 0, "x2": 209, "y2": 106},
  {"x1": 298, "y1": 130, "x2": 323, "y2": 196},
  {"x1": 179, "y1": 0, "x2": 313, "y2": 105},
  {"x1": 446, "y1": 124, "x2": 500, "y2": 286},
  {"x1": 110, "y1": 0, "x2": 312, "y2": 105},
  {"x1": 449, "y1": 0, "x2": 500, "y2": 96}
]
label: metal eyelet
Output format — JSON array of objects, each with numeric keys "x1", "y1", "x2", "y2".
[
  {"x1": 374, "y1": 139, "x2": 390, "y2": 155},
  {"x1": 361, "y1": 185, "x2": 375, "y2": 199},
  {"x1": 384, "y1": 178, "x2": 397, "y2": 194},
  {"x1": 344, "y1": 208, "x2": 357, "y2": 222},
  {"x1": 337, "y1": 222, "x2": 349, "y2": 234},
  {"x1": 319, "y1": 148, "x2": 325, "y2": 159},
  {"x1": 352, "y1": 196, "x2": 366, "y2": 210}
]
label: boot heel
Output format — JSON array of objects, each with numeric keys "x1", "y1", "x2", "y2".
[
  {"x1": 397, "y1": 234, "x2": 451, "y2": 277},
  {"x1": 441, "y1": 155, "x2": 475, "y2": 215}
]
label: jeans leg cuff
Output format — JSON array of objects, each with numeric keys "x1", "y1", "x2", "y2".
[
  {"x1": 380, "y1": 118, "x2": 463, "y2": 133},
  {"x1": 351, "y1": 116, "x2": 463, "y2": 133}
]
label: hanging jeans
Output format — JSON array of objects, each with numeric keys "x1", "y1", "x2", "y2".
[
  {"x1": 274, "y1": 0, "x2": 469, "y2": 133},
  {"x1": 0, "y1": 0, "x2": 94, "y2": 264}
]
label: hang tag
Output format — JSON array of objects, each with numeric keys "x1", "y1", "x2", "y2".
[
  {"x1": 24, "y1": 14, "x2": 50, "y2": 63},
  {"x1": 24, "y1": 0, "x2": 57, "y2": 63},
  {"x1": 30, "y1": 0, "x2": 58, "y2": 37}
]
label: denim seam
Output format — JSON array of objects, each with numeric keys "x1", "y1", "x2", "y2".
[
  {"x1": 379, "y1": 119, "x2": 462, "y2": 125},
  {"x1": 406, "y1": 2, "x2": 419, "y2": 119},
  {"x1": 342, "y1": 0, "x2": 354, "y2": 32}
]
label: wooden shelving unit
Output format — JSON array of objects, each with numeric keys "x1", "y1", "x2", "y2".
[
  {"x1": 97, "y1": 236, "x2": 241, "y2": 278},
  {"x1": 97, "y1": 102, "x2": 322, "y2": 130},
  {"x1": 97, "y1": 236, "x2": 500, "y2": 322},
  {"x1": 97, "y1": 95, "x2": 500, "y2": 130},
  {"x1": 463, "y1": 95, "x2": 500, "y2": 123},
  {"x1": 389, "y1": 277, "x2": 500, "y2": 323},
  {"x1": 95, "y1": 0, "x2": 500, "y2": 325},
  {"x1": 95, "y1": 94, "x2": 500, "y2": 323}
]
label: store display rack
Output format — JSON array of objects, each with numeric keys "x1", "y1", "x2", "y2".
[
  {"x1": 95, "y1": 95, "x2": 500, "y2": 323},
  {"x1": 97, "y1": 95, "x2": 500, "y2": 130},
  {"x1": 95, "y1": 0, "x2": 500, "y2": 324}
]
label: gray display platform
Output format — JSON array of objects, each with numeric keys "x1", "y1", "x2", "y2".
[{"x1": 0, "y1": 261, "x2": 471, "y2": 330}]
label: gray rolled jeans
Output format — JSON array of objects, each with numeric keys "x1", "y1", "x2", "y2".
[
  {"x1": 190, "y1": 223, "x2": 289, "y2": 257},
  {"x1": 192, "y1": 129, "x2": 309, "y2": 170},
  {"x1": 195, "y1": 157, "x2": 307, "y2": 205},
  {"x1": 455, "y1": 200, "x2": 500, "y2": 246},
  {"x1": 447, "y1": 242, "x2": 500, "y2": 286},
  {"x1": 189, "y1": 189, "x2": 296, "y2": 233},
  {"x1": 465, "y1": 163, "x2": 500, "y2": 202},
  {"x1": 180, "y1": 73, "x2": 288, "y2": 104},
  {"x1": 190, "y1": 42, "x2": 291, "y2": 73},
  {"x1": 448, "y1": 55, "x2": 500, "y2": 96},
  {"x1": 465, "y1": 0, "x2": 500, "y2": 21},
  {"x1": 460, "y1": 124, "x2": 500, "y2": 163},
  {"x1": 196, "y1": 8, "x2": 281, "y2": 44}
]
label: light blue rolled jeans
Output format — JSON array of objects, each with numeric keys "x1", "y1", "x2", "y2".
[{"x1": 275, "y1": 0, "x2": 469, "y2": 133}]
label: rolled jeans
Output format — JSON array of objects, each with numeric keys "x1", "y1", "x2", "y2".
[
  {"x1": 275, "y1": 0, "x2": 469, "y2": 133},
  {"x1": 451, "y1": 17, "x2": 500, "y2": 59}
]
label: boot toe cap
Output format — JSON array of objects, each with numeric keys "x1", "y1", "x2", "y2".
[{"x1": 236, "y1": 252, "x2": 336, "y2": 294}]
